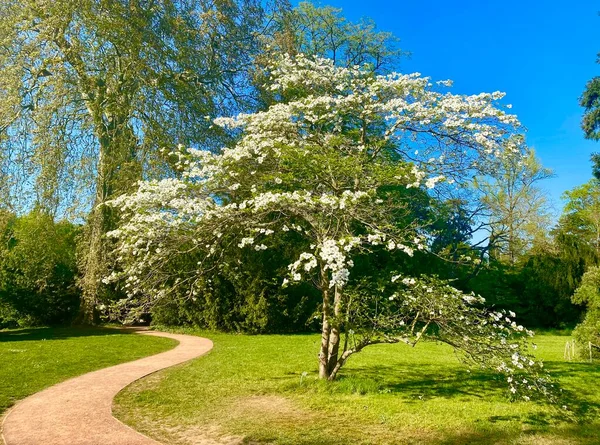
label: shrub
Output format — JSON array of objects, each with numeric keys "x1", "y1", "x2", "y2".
[
  {"x1": 0, "y1": 211, "x2": 80, "y2": 326},
  {"x1": 571, "y1": 266, "x2": 600, "y2": 358}
]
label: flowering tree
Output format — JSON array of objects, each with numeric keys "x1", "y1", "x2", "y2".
[{"x1": 107, "y1": 55, "x2": 555, "y2": 401}]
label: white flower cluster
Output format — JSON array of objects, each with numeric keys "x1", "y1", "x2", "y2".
[
  {"x1": 319, "y1": 239, "x2": 356, "y2": 288},
  {"x1": 405, "y1": 165, "x2": 427, "y2": 189},
  {"x1": 366, "y1": 232, "x2": 417, "y2": 257},
  {"x1": 238, "y1": 237, "x2": 254, "y2": 248},
  {"x1": 425, "y1": 175, "x2": 445, "y2": 189},
  {"x1": 287, "y1": 252, "x2": 318, "y2": 283}
]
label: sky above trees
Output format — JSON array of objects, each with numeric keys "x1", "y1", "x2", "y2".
[{"x1": 304, "y1": 0, "x2": 600, "y2": 216}]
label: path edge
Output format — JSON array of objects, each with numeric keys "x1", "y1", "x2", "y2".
[
  {"x1": 110, "y1": 331, "x2": 214, "y2": 444},
  {"x1": 1, "y1": 328, "x2": 213, "y2": 445}
]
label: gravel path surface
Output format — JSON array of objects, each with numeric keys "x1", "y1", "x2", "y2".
[{"x1": 1, "y1": 329, "x2": 213, "y2": 445}]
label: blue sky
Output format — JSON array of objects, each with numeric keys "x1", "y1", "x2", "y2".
[{"x1": 294, "y1": 1, "x2": 600, "y2": 216}]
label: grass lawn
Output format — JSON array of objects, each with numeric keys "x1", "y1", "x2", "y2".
[
  {"x1": 114, "y1": 330, "x2": 600, "y2": 445},
  {"x1": 0, "y1": 327, "x2": 176, "y2": 414}
]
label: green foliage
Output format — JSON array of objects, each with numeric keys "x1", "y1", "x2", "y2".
[
  {"x1": 465, "y1": 171, "x2": 600, "y2": 330},
  {"x1": 0, "y1": 0, "x2": 277, "y2": 322},
  {"x1": 149, "y1": 232, "x2": 321, "y2": 333},
  {"x1": 560, "y1": 180, "x2": 600, "y2": 252},
  {"x1": 466, "y1": 233, "x2": 592, "y2": 330},
  {"x1": 429, "y1": 199, "x2": 474, "y2": 259},
  {"x1": 0, "y1": 211, "x2": 80, "y2": 326},
  {"x1": 581, "y1": 76, "x2": 600, "y2": 141},
  {"x1": 0, "y1": 0, "x2": 271, "y2": 215},
  {"x1": 474, "y1": 147, "x2": 553, "y2": 264},
  {"x1": 270, "y1": 2, "x2": 404, "y2": 70},
  {"x1": 517, "y1": 251, "x2": 584, "y2": 327},
  {"x1": 572, "y1": 266, "x2": 600, "y2": 356},
  {"x1": 254, "y1": 1, "x2": 406, "y2": 107},
  {"x1": 590, "y1": 153, "x2": 600, "y2": 180}
]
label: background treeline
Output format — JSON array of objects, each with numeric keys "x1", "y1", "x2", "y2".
[
  {"x1": 0, "y1": 211, "x2": 79, "y2": 328},
  {"x1": 0, "y1": 0, "x2": 598, "y2": 336},
  {"x1": 144, "y1": 173, "x2": 597, "y2": 333},
  {"x1": 1, "y1": 174, "x2": 597, "y2": 333}
]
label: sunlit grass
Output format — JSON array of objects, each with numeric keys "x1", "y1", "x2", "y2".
[
  {"x1": 0, "y1": 327, "x2": 176, "y2": 413},
  {"x1": 115, "y1": 330, "x2": 600, "y2": 445}
]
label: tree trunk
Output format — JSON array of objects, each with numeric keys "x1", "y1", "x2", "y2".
[
  {"x1": 76, "y1": 144, "x2": 112, "y2": 325},
  {"x1": 76, "y1": 115, "x2": 139, "y2": 324},
  {"x1": 326, "y1": 284, "x2": 342, "y2": 378},
  {"x1": 53, "y1": 32, "x2": 142, "y2": 324},
  {"x1": 318, "y1": 268, "x2": 344, "y2": 380},
  {"x1": 76, "y1": 206, "x2": 106, "y2": 324},
  {"x1": 319, "y1": 289, "x2": 332, "y2": 378}
]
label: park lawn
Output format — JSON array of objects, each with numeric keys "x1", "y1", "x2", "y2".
[
  {"x1": 0, "y1": 327, "x2": 176, "y2": 413},
  {"x1": 114, "y1": 330, "x2": 600, "y2": 445}
]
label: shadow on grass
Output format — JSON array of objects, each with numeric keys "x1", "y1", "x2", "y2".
[
  {"x1": 543, "y1": 360, "x2": 600, "y2": 376},
  {"x1": 540, "y1": 361, "x2": 600, "y2": 421},
  {"x1": 0, "y1": 326, "x2": 138, "y2": 342},
  {"x1": 435, "y1": 425, "x2": 600, "y2": 445},
  {"x1": 436, "y1": 429, "x2": 522, "y2": 445},
  {"x1": 241, "y1": 422, "x2": 600, "y2": 445},
  {"x1": 292, "y1": 361, "x2": 600, "y2": 426},
  {"x1": 330, "y1": 363, "x2": 501, "y2": 399}
]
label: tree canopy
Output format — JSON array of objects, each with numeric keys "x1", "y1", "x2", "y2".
[
  {"x1": 581, "y1": 76, "x2": 600, "y2": 141},
  {"x1": 0, "y1": 0, "x2": 269, "y2": 215},
  {"x1": 474, "y1": 147, "x2": 553, "y2": 264},
  {"x1": 106, "y1": 54, "x2": 556, "y2": 401}
]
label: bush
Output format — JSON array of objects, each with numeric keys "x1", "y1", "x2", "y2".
[
  {"x1": 148, "y1": 242, "x2": 322, "y2": 333},
  {"x1": 0, "y1": 211, "x2": 80, "y2": 326},
  {"x1": 571, "y1": 266, "x2": 600, "y2": 358}
]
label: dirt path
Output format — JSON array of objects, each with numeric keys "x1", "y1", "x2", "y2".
[{"x1": 1, "y1": 329, "x2": 213, "y2": 445}]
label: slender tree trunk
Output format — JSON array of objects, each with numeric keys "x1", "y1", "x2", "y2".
[
  {"x1": 318, "y1": 264, "x2": 332, "y2": 378},
  {"x1": 326, "y1": 284, "x2": 342, "y2": 378},
  {"x1": 319, "y1": 291, "x2": 332, "y2": 378}
]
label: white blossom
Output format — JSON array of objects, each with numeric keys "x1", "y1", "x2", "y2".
[{"x1": 238, "y1": 237, "x2": 255, "y2": 248}]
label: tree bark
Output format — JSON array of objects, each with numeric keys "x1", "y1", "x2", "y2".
[
  {"x1": 76, "y1": 205, "x2": 106, "y2": 324},
  {"x1": 326, "y1": 284, "x2": 342, "y2": 378},
  {"x1": 76, "y1": 113, "x2": 139, "y2": 324},
  {"x1": 318, "y1": 285, "x2": 331, "y2": 378},
  {"x1": 318, "y1": 263, "x2": 334, "y2": 379},
  {"x1": 318, "y1": 264, "x2": 344, "y2": 380},
  {"x1": 76, "y1": 136, "x2": 112, "y2": 325}
]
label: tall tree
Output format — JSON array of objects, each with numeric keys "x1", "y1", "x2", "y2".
[
  {"x1": 590, "y1": 153, "x2": 600, "y2": 180},
  {"x1": 0, "y1": 0, "x2": 269, "y2": 322},
  {"x1": 581, "y1": 74, "x2": 600, "y2": 141},
  {"x1": 474, "y1": 146, "x2": 553, "y2": 264},
  {"x1": 0, "y1": 211, "x2": 79, "y2": 326},
  {"x1": 572, "y1": 265, "x2": 600, "y2": 355},
  {"x1": 270, "y1": 1, "x2": 404, "y2": 70},
  {"x1": 560, "y1": 180, "x2": 600, "y2": 253},
  {"x1": 581, "y1": 47, "x2": 600, "y2": 176}
]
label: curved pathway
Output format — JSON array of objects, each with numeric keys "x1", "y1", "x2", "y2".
[{"x1": 1, "y1": 329, "x2": 213, "y2": 445}]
